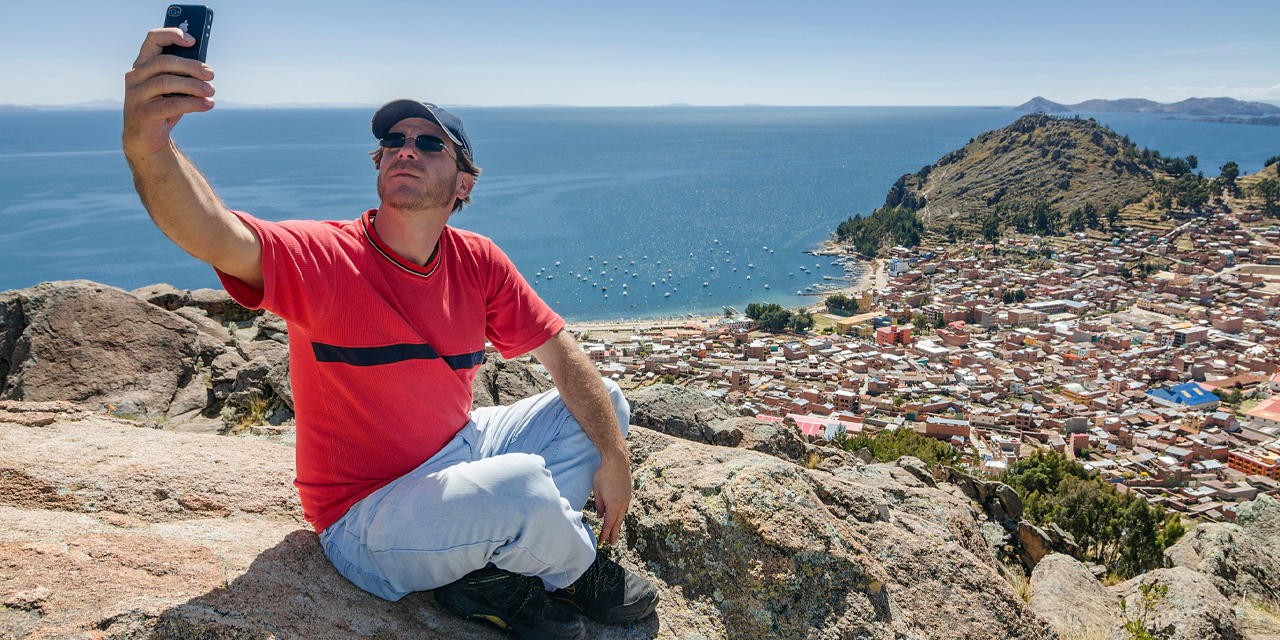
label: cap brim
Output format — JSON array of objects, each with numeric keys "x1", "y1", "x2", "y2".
[{"x1": 371, "y1": 100, "x2": 464, "y2": 148}]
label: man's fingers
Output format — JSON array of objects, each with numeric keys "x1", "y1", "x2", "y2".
[
  {"x1": 133, "y1": 28, "x2": 194, "y2": 68},
  {"x1": 133, "y1": 73, "x2": 215, "y2": 103},
  {"x1": 598, "y1": 497, "x2": 628, "y2": 546},
  {"x1": 137, "y1": 95, "x2": 215, "y2": 123},
  {"x1": 127, "y1": 55, "x2": 213, "y2": 91}
]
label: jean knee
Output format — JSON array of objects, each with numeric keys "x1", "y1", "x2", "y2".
[
  {"x1": 600, "y1": 377, "x2": 630, "y2": 438},
  {"x1": 484, "y1": 453, "x2": 566, "y2": 515}
]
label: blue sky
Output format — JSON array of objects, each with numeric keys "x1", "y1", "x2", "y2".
[{"x1": 2, "y1": 0, "x2": 1277, "y2": 106}]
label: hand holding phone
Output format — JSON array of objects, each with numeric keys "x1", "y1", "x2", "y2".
[
  {"x1": 160, "y1": 5, "x2": 213, "y2": 96},
  {"x1": 121, "y1": 5, "x2": 216, "y2": 161}
]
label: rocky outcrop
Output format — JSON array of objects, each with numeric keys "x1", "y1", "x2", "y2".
[
  {"x1": 0, "y1": 385, "x2": 1060, "y2": 639},
  {"x1": 0, "y1": 281, "x2": 294, "y2": 431},
  {"x1": 1109, "y1": 568, "x2": 1247, "y2": 640},
  {"x1": 628, "y1": 384, "x2": 855, "y2": 468},
  {"x1": 470, "y1": 353, "x2": 554, "y2": 408},
  {"x1": 1236, "y1": 493, "x2": 1280, "y2": 558},
  {"x1": 1029, "y1": 553, "x2": 1252, "y2": 640},
  {"x1": 1163, "y1": 518, "x2": 1280, "y2": 603},
  {"x1": 1029, "y1": 554, "x2": 1115, "y2": 640},
  {"x1": 0, "y1": 281, "x2": 221, "y2": 417}
]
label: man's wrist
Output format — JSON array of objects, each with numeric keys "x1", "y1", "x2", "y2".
[{"x1": 598, "y1": 446, "x2": 630, "y2": 467}]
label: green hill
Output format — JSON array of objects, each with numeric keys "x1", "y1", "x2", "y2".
[{"x1": 837, "y1": 113, "x2": 1208, "y2": 255}]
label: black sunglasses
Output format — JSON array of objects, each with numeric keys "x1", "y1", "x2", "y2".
[{"x1": 379, "y1": 133, "x2": 449, "y2": 154}]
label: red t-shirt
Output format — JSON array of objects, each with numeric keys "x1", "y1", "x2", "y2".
[{"x1": 217, "y1": 209, "x2": 564, "y2": 533}]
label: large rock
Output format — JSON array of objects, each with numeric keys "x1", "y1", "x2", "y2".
[
  {"x1": 1029, "y1": 553, "x2": 1116, "y2": 640},
  {"x1": 626, "y1": 427, "x2": 1055, "y2": 639},
  {"x1": 1235, "y1": 493, "x2": 1280, "y2": 558},
  {"x1": 1031, "y1": 554, "x2": 1250, "y2": 640},
  {"x1": 470, "y1": 353, "x2": 554, "y2": 409},
  {"x1": 0, "y1": 408, "x2": 1061, "y2": 639},
  {"x1": 1109, "y1": 567, "x2": 1248, "y2": 640},
  {"x1": 0, "y1": 281, "x2": 216, "y2": 417},
  {"x1": 1162, "y1": 520, "x2": 1280, "y2": 603},
  {"x1": 628, "y1": 384, "x2": 853, "y2": 467}
]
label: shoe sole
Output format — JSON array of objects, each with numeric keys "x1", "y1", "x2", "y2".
[
  {"x1": 552, "y1": 589, "x2": 659, "y2": 625},
  {"x1": 435, "y1": 589, "x2": 585, "y2": 640}
]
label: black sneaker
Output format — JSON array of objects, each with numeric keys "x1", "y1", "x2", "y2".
[
  {"x1": 434, "y1": 565, "x2": 585, "y2": 640},
  {"x1": 550, "y1": 552, "x2": 659, "y2": 624}
]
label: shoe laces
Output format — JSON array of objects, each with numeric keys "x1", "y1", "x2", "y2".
[{"x1": 577, "y1": 551, "x2": 623, "y2": 598}]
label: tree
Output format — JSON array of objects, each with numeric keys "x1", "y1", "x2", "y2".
[
  {"x1": 1160, "y1": 514, "x2": 1185, "y2": 548},
  {"x1": 933, "y1": 314, "x2": 946, "y2": 329},
  {"x1": 1014, "y1": 289, "x2": 1026, "y2": 303},
  {"x1": 1105, "y1": 204, "x2": 1122, "y2": 230},
  {"x1": 746, "y1": 302, "x2": 791, "y2": 332},
  {"x1": 788, "y1": 310, "x2": 814, "y2": 332},
  {"x1": 1030, "y1": 201, "x2": 1060, "y2": 235},
  {"x1": 982, "y1": 212, "x2": 1000, "y2": 242},
  {"x1": 1220, "y1": 161, "x2": 1240, "y2": 195},
  {"x1": 912, "y1": 313, "x2": 929, "y2": 332},
  {"x1": 837, "y1": 427, "x2": 959, "y2": 466},
  {"x1": 1251, "y1": 177, "x2": 1280, "y2": 213},
  {"x1": 825, "y1": 293, "x2": 858, "y2": 316},
  {"x1": 1186, "y1": 155, "x2": 1198, "y2": 170}
]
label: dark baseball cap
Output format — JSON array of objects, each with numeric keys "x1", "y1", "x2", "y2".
[{"x1": 371, "y1": 99, "x2": 473, "y2": 161}]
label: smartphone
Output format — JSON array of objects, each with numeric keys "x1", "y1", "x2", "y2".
[{"x1": 160, "y1": 5, "x2": 213, "y2": 63}]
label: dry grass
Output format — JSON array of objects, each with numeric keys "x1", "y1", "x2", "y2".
[
  {"x1": 1002, "y1": 566, "x2": 1032, "y2": 603},
  {"x1": 1242, "y1": 596, "x2": 1280, "y2": 635},
  {"x1": 1056, "y1": 622, "x2": 1111, "y2": 640}
]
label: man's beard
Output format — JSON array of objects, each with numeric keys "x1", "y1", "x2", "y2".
[{"x1": 377, "y1": 164, "x2": 457, "y2": 212}]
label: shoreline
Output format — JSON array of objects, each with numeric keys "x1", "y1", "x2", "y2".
[{"x1": 566, "y1": 240, "x2": 879, "y2": 333}]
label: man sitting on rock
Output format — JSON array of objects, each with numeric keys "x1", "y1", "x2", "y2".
[{"x1": 122, "y1": 27, "x2": 657, "y2": 640}]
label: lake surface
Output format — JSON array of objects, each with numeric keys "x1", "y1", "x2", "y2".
[{"x1": 2, "y1": 106, "x2": 1277, "y2": 321}]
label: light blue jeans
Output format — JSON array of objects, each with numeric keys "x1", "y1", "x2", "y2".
[{"x1": 318, "y1": 377, "x2": 630, "y2": 602}]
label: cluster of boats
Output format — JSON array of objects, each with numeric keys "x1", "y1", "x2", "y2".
[{"x1": 528, "y1": 242, "x2": 859, "y2": 305}]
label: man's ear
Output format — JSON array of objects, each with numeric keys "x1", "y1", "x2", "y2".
[{"x1": 457, "y1": 172, "x2": 475, "y2": 200}]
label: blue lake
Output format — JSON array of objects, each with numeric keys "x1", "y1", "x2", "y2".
[{"x1": 2, "y1": 106, "x2": 1276, "y2": 321}]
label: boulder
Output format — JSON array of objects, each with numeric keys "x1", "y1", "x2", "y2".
[
  {"x1": 1017, "y1": 522, "x2": 1054, "y2": 570},
  {"x1": 1162, "y1": 520, "x2": 1280, "y2": 603},
  {"x1": 173, "y1": 307, "x2": 234, "y2": 345},
  {"x1": 130, "y1": 283, "x2": 191, "y2": 311},
  {"x1": 627, "y1": 384, "x2": 734, "y2": 442},
  {"x1": 1235, "y1": 493, "x2": 1280, "y2": 558},
  {"x1": 1029, "y1": 553, "x2": 1116, "y2": 640},
  {"x1": 627, "y1": 385, "x2": 852, "y2": 468},
  {"x1": 1109, "y1": 567, "x2": 1247, "y2": 640},
  {"x1": 626, "y1": 428, "x2": 1055, "y2": 639},
  {"x1": 0, "y1": 281, "x2": 209, "y2": 417},
  {"x1": 0, "y1": 392, "x2": 1064, "y2": 638},
  {"x1": 187, "y1": 288, "x2": 259, "y2": 323},
  {"x1": 470, "y1": 353, "x2": 555, "y2": 409}
]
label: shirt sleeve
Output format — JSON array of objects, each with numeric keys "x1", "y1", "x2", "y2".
[
  {"x1": 215, "y1": 210, "x2": 337, "y2": 328},
  {"x1": 482, "y1": 240, "x2": 565, "y2": 359}
]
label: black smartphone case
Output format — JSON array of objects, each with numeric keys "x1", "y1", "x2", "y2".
[{"x1": 160, "y1": 5, "x2": 213, "y2": 63}]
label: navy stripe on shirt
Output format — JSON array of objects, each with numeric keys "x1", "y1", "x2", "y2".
[{"x1": 311, "y1": 341, "x2": 486, "y2": 369}]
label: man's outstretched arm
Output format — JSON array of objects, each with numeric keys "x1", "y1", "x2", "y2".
[
  {"x1": 530, "y1": 328, "x2": 631, "y2": 546},
  {"x1": 122, "y1": 28, "x2": 263, "y2": 290}
]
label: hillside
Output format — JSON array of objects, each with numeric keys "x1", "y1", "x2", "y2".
[
  {"x1": 838, "y1": 114, "x2": 1185, "y2": 252},
  {"x1": 1015, "y1": 95, "x2": 1280, "y2": 116}
]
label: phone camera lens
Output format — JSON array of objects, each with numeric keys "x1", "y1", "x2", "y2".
[{"x1": 167, "y1": 6, "x2": 182, "y2": 17}]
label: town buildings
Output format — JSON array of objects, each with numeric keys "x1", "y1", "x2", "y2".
[{"x1": 565, "y1": 210, "x2": 1280, "y2": 523}]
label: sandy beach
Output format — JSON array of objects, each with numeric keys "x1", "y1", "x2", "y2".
[{"x1": 565, "y1": 246, "x2": 880, "y2": 336}]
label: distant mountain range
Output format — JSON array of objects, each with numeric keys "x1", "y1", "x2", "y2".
[
  {"x1": 1016, "y1": 96, "x2": 1280, "y2": 117},
  {"x1": 0, "y1": 100, "x2": 380, "y2": 111}
]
